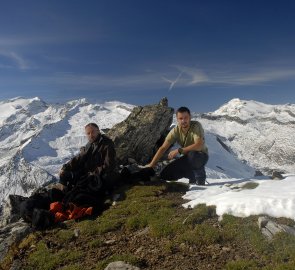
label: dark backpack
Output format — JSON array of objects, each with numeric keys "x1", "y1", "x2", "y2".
[
  {"x1": 19, "y1": 188, "x2": 64, "y2": 225},
  {"x1": 120, "y1": 166, "x2": 155, "y2": 184},
  {"x1": 19, "y1": 193, "x2": 51, "y2": 222},
  {"x1": 32, "y1": 209, "x2": 55, "y2": 230}
]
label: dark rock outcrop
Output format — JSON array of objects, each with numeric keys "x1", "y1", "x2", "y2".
[
  {"x1": 254, "y1": 170, "x2": 264, "y2": 177},
  {"x1": 107, "y1": 98, "x2": 174, "y2": 165},
  {"x1": 0, "y1": 195, "x2": 32, "y2": 263},
  {"x1": 271, "y1": 171, "x2": 284, "y2": 180},
  {"x1": 258, "y1": 216, "x2": 295, "y2": 240},
  {"x1": 0, "y1": 220, "x2": 31, "y2": 262},
  {"x1": 216, "y1": 136, "x2": 231, "y2": 153},
  {"x1": 0, "y1": 195, "x2": 27, "y2": 227}
]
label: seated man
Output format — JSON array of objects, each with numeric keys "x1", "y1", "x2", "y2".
[
  {"x1": 19, "y1": 123, "x2": 119, "y2": 229},
  {"x1": 59, "y1": 122, "x2": 119, "y2": 206},
  {"x1": 147, "y1": 107, "x2": 208, "y2": 185}
]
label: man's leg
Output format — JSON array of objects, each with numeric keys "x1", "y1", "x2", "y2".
[
  {"x1": 160, "y1": 156, "x2": 195, "y2": 182},
  {"x1": 187, "y1": 152, "x2": 209, "y2": 185},
  {"x1": 101, "y1": 172, "x2": 122, "y2": 194}
]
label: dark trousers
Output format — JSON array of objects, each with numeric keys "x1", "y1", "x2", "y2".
[{"x1": 160, "y1": 151, "x2": 209, "y2": 184}]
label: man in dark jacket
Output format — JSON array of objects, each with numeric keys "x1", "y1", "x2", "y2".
[
  {"x1": 59, "y1": 122, "x2": 119, "y2": 206},
  {"x1": 19, "y1": 123, "x2": 119, "y2": 229}
]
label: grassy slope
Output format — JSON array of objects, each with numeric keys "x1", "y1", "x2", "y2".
[{"x1": 2, "y1": 181, "x2": 295, "y2": 270}]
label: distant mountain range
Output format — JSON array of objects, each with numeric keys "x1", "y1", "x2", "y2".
[
  {"x1": 196, "y1": 98, "x2": 295, "y2": 174},
  {"x1": 0, "y1": 97, "x2": 294, "y2": 205}
]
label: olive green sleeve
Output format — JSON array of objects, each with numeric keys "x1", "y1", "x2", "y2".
[
  {"x1": 165, "y1": 128, "x2": 176, "y2": 145},
  {"x1": 192, "y1": 123, "x2": 204, "y2": 142}
]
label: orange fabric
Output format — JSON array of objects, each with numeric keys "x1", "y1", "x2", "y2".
[
  {"x1": 49, "y1": 202, "x2": 93, "y2": 223},
  {"x1": 50, "y1": 202, "x2": 63, "y2": 212},
  {"x1": 54, "y1": 212, "x2": 68, "y2": 223}
]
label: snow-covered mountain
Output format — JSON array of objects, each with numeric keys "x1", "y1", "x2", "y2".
[
  {"x1": 0, "y1": 97, "x2": 294, "y2": 206},
  {"x1": 0, "y1": 97, "x2": 133, "y2": 205},
  {"x1": 196, "y1": 98, "x2": 295, "y2": 174}
]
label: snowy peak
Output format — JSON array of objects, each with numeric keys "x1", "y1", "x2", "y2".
[
  {"x1": 211, "y1": 98, "x2": 295, "y2": 123},
  {"x1": 198, "y1": 98, "x2": 295, "y2": 174},
  {"x1": 0, "y1": 97, "x2": 47, "y2": 125},
  {"x1": 0, "y1": 97, "x2": 135, "y2": 204}
]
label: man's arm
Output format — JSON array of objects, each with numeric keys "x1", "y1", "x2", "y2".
[
  {"x1": 59, "y1": 146, "x2": 86, "y2": 177},
  {"x1": 101, "y1": 142, "x2": 117, "y2": 175},
  {"x1": 181, "y1": 137, "x2": 204, "y2": 154},
  {"x1": 167, "y1": 137, "x2": 204, "y2": 159},
  {"x1": 147, "y1": 140, "x2": 171, "y2": 168},
  {"x1": 176, "y1": 123, "x2": 205, "y2": 156}
]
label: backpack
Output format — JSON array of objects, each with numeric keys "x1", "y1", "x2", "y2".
[{"x1": 32, "y1": 209, "x2": 55, "y2": 230}]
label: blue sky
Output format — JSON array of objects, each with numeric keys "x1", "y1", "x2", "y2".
[{"x1": 0, "y1": 0, "x2": 295, "y2": 112}]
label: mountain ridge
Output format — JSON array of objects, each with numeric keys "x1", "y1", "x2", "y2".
[
  {"x1": 0, "y1": 97, "x2": 294, "y2": 205},
  {"x1": 196, "y1": 98, "x2": 295, "y2": 174}
]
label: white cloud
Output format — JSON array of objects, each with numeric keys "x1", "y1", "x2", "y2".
[
  {"x1": 0, "y1": 51, "x2": 30, "y2": 70},
  {"x1": 172, "y1": 65, "x2": 295, "y2": 87},
  {"x1": 24, "y1": 65, "x2": 295, "y2": 90},
  {"x1": 0, "y1": 36, "x2": 58, "y2": 47},
  {"x1": 213, "y1": 68, "x2": 295, "y2": 86},
  {"x1": 173, "y1": 65, "x2": 209, "y2": 85},
  {"x1": 0, "y1": 32, "x2": 103, "y2": 48},
  {"x1": 8, "y1": 52, "x2": 29, "y2": 70}
]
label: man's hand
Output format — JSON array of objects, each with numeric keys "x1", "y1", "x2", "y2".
[
  {"x1": 59, "y1": 170, "x2": 73, "y2": 181},
  {"x1": 147, "y1": 141, "x2": 171, "y2": 170},
  {"x1": 59, "y1": 169, "x2": 65, "y2": 177},
  {"x1": 168, "y1": 149, "x2": 179, "y2": 160},
  {"x1": 145, "y1": 163, "x2": 155, "y2": 168},
  {"x1": 52, "y1": 183, "x2": 67, "y2": 191}
]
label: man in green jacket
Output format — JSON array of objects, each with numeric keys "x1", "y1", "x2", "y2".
[{"x1": 147, "y1": 107, "x2": 208, "y2": 185}]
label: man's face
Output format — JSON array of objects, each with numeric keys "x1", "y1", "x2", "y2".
[
  {"x1": 85, "y1": 125, "x2": 100, "y2": 143},
  {"x1": 176, "y1": 111, "x2": 191, "y2": 129}
]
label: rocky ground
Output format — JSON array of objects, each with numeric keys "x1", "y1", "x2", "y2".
[{"x1": 2, "y1": 180, "x2": 295, "y2": 270}]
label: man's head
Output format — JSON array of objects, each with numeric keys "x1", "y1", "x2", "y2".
[
  {"x1": 176, "y1": 107, "x2": 191, "y2": 130},
  {"x1": 85, "y1": 123, "x2": 100, "y2": 143}
]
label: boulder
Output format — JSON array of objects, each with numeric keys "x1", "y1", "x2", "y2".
[
  {"x1": 0, "y1": 195, "x2": 27, "y2": 227},
  {"x1": 271, "y1": 171, "x2": 284, "y2": 180},
  {"x1": 258, "y1": 216, "x2": 295, "y2": 240},
  {"x1": 254, "y1": 170, "x2": 264, "y2": 177},
  {"x1": 107, "y1": 98, "x2": 174, "y2": 165},
  {"x1": 104, "y1": 261, "x2": 141, "y2": 270},
  {"x1": 0, "y1": 195, "x2": 33, "y2": 263},
  {"x1": 0, "y1": 220, "x2": 31, "y2": 262}
]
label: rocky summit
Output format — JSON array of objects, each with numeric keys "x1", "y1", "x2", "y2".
[{"x1": 107, "y1": 98, "x2": 174, "y2": 165}]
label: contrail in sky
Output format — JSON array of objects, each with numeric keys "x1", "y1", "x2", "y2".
[{"x1": 162, "y1": 71, "x2": 183, "y2": 91}]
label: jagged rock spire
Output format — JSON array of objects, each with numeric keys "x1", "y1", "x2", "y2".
[{"x1": 107, "y1": 99, "x2": 174, "y2": 164}]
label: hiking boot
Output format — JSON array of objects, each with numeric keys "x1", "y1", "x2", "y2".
[
  {"x1": 189, "y1": 178, "x2": 206, "y2": 185},
  {"x1": 189, "y1": 178, "x2": 196, "y2": 184},
  {"x1": 193, "y1": 169, "x2": 206, "y2": 185},
  {"x1": 196, "y1": 178, "x2": 206, "y2": 186},
  {"x1": 154, "y1": 162, "x2": 165, "y2": 175}
]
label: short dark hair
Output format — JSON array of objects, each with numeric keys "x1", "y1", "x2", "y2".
[
  {"x1": 85, "y1": 123, "x2": 99, "y2": 129},
  {"x1": 176, "y1": 106, "x2": 191, "y2": 115}
]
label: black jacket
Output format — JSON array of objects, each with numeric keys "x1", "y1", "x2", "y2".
[{"x1": 62, "y1": 134, "x2": 117, "y2": 179}]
